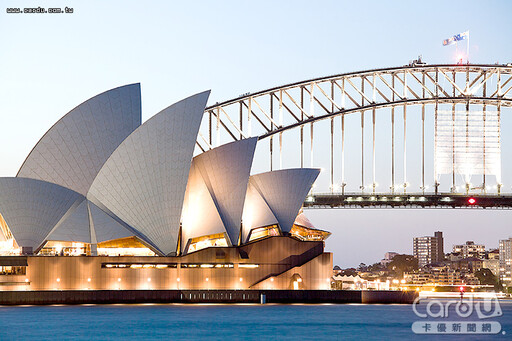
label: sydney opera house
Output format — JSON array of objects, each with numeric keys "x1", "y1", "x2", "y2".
[{"x1": 0, "y1": 84, "x2": 332, "y2": 292}]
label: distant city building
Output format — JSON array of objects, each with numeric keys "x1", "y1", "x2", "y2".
[
  {"x1": 452, "y1": 241, "x2": 485, "y2": 259},
  {"x1": 448, "y1": 257, "x2": 483, "y2": 273},
  {"x1": 404, "y1": 267, "x2": 457, "y2": 286},
  {"x1": 499, "y1": 237, "x2": 512, "y2": 285},
  {"x1": 413, "y1": 231, "x2": 444, "y2": 268},
  {"x1": 331, "y1": 275, "x2": 389, "y2": 290},
  {"x1": 446, "y1": 252, "x2": 463, "y2": 262},
  {"x1": 332, "y1": 275, "x2": 365, "y2": 290},
  {"x1": 483, "y1": 249, "x2": 499, "y2": 277},
  {"x1": 487, "y1": 249, "x2": 500, "y2": 260},
  {"x1": 380, "y1": 252, "x2": 399, "y2": 266},
  {"x1": 483, "y1": 259, "x2": 500, "y2": 277},
  {"x1": 404, "y1": 266, "x2": 480, "y2": 286}
]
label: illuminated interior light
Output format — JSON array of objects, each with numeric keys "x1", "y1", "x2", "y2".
[
  {"x1": 290, "y1": 224, "x2": 330, "y2": 242},
  {"x1": 186, "y1": 234, "x2": 228, "y2": 253},
  {"x1": 238, "y1": 264, "x2": 259, "y2": 268},
  {"x1": 130, "y1": 264, "x2": 143, "y2": 269},
  {"x1": 205, "y1": 278, "x2": 209, "y2": 282},
  {"x1": 270, "y1": 278, "x2": 274, "y2": 282},
  {"x1": 147, "y1": 278, "x2": 151, "y2": 282},
  {"x1": 56, "y1": 278, "x2": 60, "y2": 282},
  {"x1": 87, "y1": 278, "x2": 91, "y2": 282},
  {"x1": 239, "y1": 277, "x2": 243, "y2": 282},
  {"x1": 177, "y1": 278, "x2": 180, "y2": 282},
  {"x1": 117, "y1": 278, "x2": 121, "y2": 282},
  {"x1": 200, "y1": 264, "x2": 214, "y2": 268},
  {"x1": 248, "y1": 225, "x2": 280, "y2": 242},
  {"x1": 25, "y1": 278, "x2": 29, "y2": 282},
  {"x1": 156, "y1": 264, "x2": 168, "y2": 269}
]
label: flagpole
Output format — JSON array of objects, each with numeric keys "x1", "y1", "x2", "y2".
[{"x1": 467, "y1": 30, "x2": 470, "y2": 63}]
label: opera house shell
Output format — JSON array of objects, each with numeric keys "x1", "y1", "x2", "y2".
[{"x1": 0, "y1": 84, "x2": 332, "y2": 291}]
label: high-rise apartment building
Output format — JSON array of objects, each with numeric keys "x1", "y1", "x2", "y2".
[
  {"x1": 453, "y1": 241, "x2": 485, "y2": 259},
  {"x1": 413, "y1": 231, "x2": 444, "y2": 268},
  {"x1": 499, "y1": 237, "x2": 512, "y2": 285}
]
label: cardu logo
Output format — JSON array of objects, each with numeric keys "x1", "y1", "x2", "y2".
[{"x1": 411, "y1": 294, "x2": 504, "y2": 335}]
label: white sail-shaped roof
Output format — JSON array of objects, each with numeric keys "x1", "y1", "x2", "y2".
[
  {"x1": 88, "y1": 91, "x2": 210, "y2": 255},
  {"x1": 46, "y1": 199, "x2": 91, "y2": 243},
  {"x1": 181, "y1": 138, "x2": 258, "y2": 248},
  {"x1": 88, "y1": 202, "x2": 138, "y2": 243},
  {"x1": 17, "y1": 84, "x2": 141, "y2": 196},
  {"x1": 45, "y1": 199, "x2": 149, "y2": 246},
  {"x1": 241, "y1": 179, "x2": 279, "y2": 242},
  {"x1": 0, "y1": 178, "x2": 83, "y2": 251},
  {"x1": 180, "y1": 161, "x2": 226, "y2": 252},
  {"x1": 244, "y1": 168, "x2": 320, "y2": 235},
  {"x1": 294, "y1": 211, "x2": 316, "y2": 229}
]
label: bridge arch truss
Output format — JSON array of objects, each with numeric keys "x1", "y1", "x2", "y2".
[{"x1": 196, "y1": 64, "x2": 512, "y2": 198}]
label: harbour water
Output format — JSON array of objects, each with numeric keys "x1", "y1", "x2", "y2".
[{"x1": 0, "y1": 301, "x2": 511, "y2": 340}]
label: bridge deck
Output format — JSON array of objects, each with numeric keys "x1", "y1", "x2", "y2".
[{"x1": 303, "y1": 193, "x2": 512, "y2": 209}]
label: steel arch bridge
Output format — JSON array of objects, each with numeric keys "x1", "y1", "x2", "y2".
[{"x1": 195, "y1": 64, "x2": 512, "y2": 208}]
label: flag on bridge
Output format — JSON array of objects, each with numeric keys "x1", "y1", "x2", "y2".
[{"x1": 443, "y1": 31, "x2": 469, "y2": 46}]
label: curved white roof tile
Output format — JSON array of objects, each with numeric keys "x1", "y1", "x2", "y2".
[
  {"x1": 181, "y1": 138, "x2": 257, "y2": 247},
  {"x1": 0, "y1": 178, "x2": 83, "y2": 250},
  {"x1": 88, "y1": 91, "x2": 210, "y2": 255},
  {"x1": 17, "y1": 84, "x2": 141, "y2": 196},
  {"x1": 247, "y1": 168, "x2": 320, "y2": 234}
]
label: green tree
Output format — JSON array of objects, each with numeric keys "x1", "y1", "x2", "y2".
[
  {"x1": 475, "y1": 268, "x2": 503, "y2": 291},
  {"x1": 387, "y1": 254, "x2": 418, "y2": 277},
  {"x1": 367, "y1": 262, "x2": 385, "y2": 272},
  {"x1": 341, "y1": 269, "x2": 358, "y2": 277}
]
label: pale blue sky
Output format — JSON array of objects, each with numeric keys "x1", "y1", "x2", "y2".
[{"x1": 1, "y1": 1, "x2": 511, "y2": 267}]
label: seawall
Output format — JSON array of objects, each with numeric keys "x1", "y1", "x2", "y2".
[{"x1": 0, "y1": 290, "x2": 418, "y2": 305}]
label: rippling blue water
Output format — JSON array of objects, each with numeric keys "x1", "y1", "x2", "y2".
[{"x1": 0, "y1": 301, "x2": 510, "y2": 340}]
